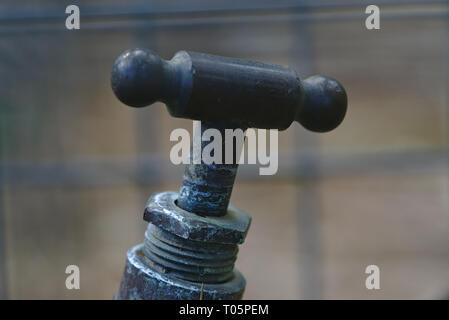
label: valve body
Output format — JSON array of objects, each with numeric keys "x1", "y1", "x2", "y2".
[{"x1": 116, "y1": 191, "x2": 250, "y2": 300}]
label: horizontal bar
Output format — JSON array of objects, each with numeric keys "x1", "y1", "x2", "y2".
[
  {"x1": 0, "y1": 148, "x2": 447, "y2": 189},
  {"x1": 0, "y1": 7, "x2": 447, "y2": 36},
  {"x1": 0, "y1": 1, "x2": 446, "y2": 24}
]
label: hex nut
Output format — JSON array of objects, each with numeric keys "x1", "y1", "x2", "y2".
[{"x1": 143, "y1": 191, "x2": 251, "y2": 244}]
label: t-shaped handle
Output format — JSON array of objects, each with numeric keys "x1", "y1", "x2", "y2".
[
  {"x1": 111, "y1": 48, "x2": 348, "y2": 216},
  {"x1": 111, "y1": 49, "x2": 347, "y2": 132}
]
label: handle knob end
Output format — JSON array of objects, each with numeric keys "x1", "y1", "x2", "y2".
[
  {"x1": 296, "y1": 75, "x2": 347, "y2": 133},
  {"x1": 111, "y1": 49, "x2": 167, "y2": 108}
]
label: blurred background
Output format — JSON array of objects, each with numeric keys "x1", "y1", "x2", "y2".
[{"x1": 1, "y1": 0, "x2": 449, "y2": 299}]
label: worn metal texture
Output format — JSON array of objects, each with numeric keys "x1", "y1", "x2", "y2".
[
  {"x1": 177, "y1": 121, "x2": 246, "y2": 216},
  {"x1": 178, "y1": 162, "x2": 238, "y2": 216},
  {"x1": 143, "y1": 191, "x2": 251, "y2": 244},
  {"x1": 143, "y1": 224, "x2": 237, "y2": 283},
  {"x1": 111, "y1": 48, "x2": 347, "y2": 132},
  {"x1": 115, "y1": 244, "x2": 246, "y2": 300},
  {"x1": 111, "y1": 48, "x2": 348, "y2": 300},
  {"x1": 117, "y1": 187, "x2": 250, "y2": 299}
]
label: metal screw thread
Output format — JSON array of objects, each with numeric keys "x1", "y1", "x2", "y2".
[{"x1": 142, "y1": 224, "x2": 239, "y2": 284}]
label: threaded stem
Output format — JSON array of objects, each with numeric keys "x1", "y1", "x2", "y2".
[{"x1": 142, "y1": 224, "x2": 238, "y2": 284}]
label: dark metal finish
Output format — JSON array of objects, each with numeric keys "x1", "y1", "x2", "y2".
[
  {"x1": 117, "y1": 190, "x2": 250, "y2": 299},
  {"x1": 143, "y1": 224, "x2": 237, "y2": 283},
  {"x1": 177, "y1": 160, "x2": 239, "y2": 216},
  {"x1": 111, "y1": 48, "x2": 347, "y2": 132},
  {"x1": 111, "y1": 48, "x2": 348, "y2": 300},
  {"x1": 115, "y1": 244, "x2": 246, "y2": 300},
  {"x1": 177, "y1": 121, "x2": 246, "y2": 216},
  {"x1": 143, "y1": 191, "x2": 250, "y2": 245}
]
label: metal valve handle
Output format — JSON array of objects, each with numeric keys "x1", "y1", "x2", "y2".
[
  {"x1": 111, "y1": 48, "x2": 349, "y2": 216},
  {"x1": 111, "y1": 48, "x2": 347, "y2": 132},
  {"x1": 112, "y1": 48, "x2": 349, "y2": 300}
]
